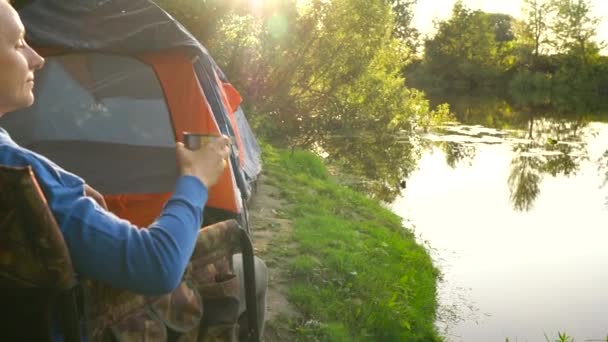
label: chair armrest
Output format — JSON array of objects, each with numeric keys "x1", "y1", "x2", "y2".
[{"x1": 0, "y1": 165, "x2": 76, "y2": 290}]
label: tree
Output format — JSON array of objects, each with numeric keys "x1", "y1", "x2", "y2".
[
  {"x1": 154, "y1": 0, "x2": 239, "y2": 43},
  {"x1": 486, "y1": 13, "x2": 518, "y2": 71},
  {"x1": 522, "y1": 0, "x2": 554, "y2": 62},
  {"x1": 550, "y1": 0, "x2": 602, "y2": 67},
  {"x1": 488, "y1": 13, "x2": 516, "y2": 43},
  {"x1": 388, "y1": 0, "x2": 421, "y2": 58},
  {"x1": 422, "y1": 1, "x2": 511, "y2": 90}
]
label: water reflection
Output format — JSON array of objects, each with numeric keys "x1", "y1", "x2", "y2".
[
  {"x1": 423, "y1": 91, "x2": 604, "y2": 211},
  {"x1": 507, "y1": 140, "x2": 584, "y2": 211},
  {"x1": 393, "y1": 121, "x2": 608, "y2": 341},
  {"x1": 508, "y1": 144, "x2": 543, "y2": 212},
  {"x1": 325, "y1": 91, "x2": 607, "y2": 210},
  {"x1": 439, "y1": 142, "x2": 476, "y2": 169},
  {"x1": 392, "y1": 91, "x2": 608, "y2": 341},
  {"x1": 321, "y1": 131, "x2": 421, "y2": 202},
  {"x1": 600, "y1": 149, "x2": 608, "y2": 207},
  {"x1": 507, "y1": 118, "x2": 590, "y2": 211}
]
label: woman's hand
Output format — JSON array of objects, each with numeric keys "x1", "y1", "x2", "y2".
[
  {"x1": 84, "y1": 183, "x2": 108, "y2": 210},
  {"x1": 176, "y1": 135, "x2": 231, "y2": 188}
]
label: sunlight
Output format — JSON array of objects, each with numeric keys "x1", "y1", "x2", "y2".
[{"x1": 249, "y1": 0, "x2": 264, "y2": 12}]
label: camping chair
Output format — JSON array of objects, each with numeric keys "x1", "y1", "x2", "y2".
[
  {"x1": 0, "y1": 165, "x2": 80, "y2": 341},
  {"x1": 0, "y1": 165, "x2": 259, "y2": 341}
]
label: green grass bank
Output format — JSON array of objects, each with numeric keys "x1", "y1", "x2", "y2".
[{"x1": 260, "y1": 143, "x2": 442, "y2": 341}]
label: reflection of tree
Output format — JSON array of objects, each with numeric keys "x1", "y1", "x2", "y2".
[
  {"x1": 543, "y1": 143, "x2": 579, "y2": 176},
  {"x1": 601, "y1": 150, "x2": 608, "y2": 185},
  {"x1": 526, "y1": 117, "x2": 586, "y2": 142},
  {"x1": 507, "y1": 117, "x2": 589, "y2": 211},
  {"x1": 438, "y1": 142, "x2": 477, "y2": 169},
  {"x1": 424, "y1": 89, "x2": 602, "y2": 211},
  {"x1": 427, "y1": 92, "x2": 530, "y2": 129},
  {"x1": 599, "y1": 150, "x2": 608, "y2": 207},
  {"x1": 322, "y1": 131, "x2": 420, "y2": 202},
  {"x1": 508, "y1": 144, "x2": 543, "y2": 211}
]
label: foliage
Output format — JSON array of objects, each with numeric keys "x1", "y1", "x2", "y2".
[
  {"x1": 388, "y1": 0, "x2": 421, "y2": 57},
  {"x1": 549, "y1": 0, "x2": 602, "y2": 66},
  {"x1": 407, "y1": 0, "x2": 608, "y2": 103},
  {"x1": 261, "y1": 143, "x2": 442, "y2": 341},
  {"x1": 410, "y1": 1, "x2": 517, "y2": 91},
  {"x1": 522, "y1": 0, "x2": 554, "y2": 62}
]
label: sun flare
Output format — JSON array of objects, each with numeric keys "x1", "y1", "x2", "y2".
[{"x1": 250, "y1": 0, "x2": 264, "y2": 10}]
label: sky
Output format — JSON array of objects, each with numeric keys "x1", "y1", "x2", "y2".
[{"x1": 412, "y1": 0, "x2": 608, "y2": 45}]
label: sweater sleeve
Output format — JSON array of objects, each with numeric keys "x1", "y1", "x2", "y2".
[{"x1": 0, "y1": 142, "x2": 206, "y2": 295}]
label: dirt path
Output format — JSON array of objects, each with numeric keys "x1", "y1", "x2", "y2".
[{"x1": 248, "y1": 173, "x2": 302, "y2": 340}]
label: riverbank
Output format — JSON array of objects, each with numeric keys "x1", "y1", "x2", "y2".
[{"x1": 251, "y1": 143, "x2": 442, "y2": 341}]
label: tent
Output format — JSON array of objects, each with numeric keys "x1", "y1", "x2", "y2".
[{"x1": 0, "y1": 0, "x2": 262, "y2": 230}]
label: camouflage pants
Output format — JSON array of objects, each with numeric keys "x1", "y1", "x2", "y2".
[{"x1": 81, "y1": 221, "x2": 267, "y2": 342}]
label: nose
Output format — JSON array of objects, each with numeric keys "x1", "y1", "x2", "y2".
[{"x1": 26, "y1": 45, "x2": 45, "y2": 71}]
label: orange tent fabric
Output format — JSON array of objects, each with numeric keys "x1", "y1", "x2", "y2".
[
  {"x1": 215, "y1": 73, "x2": 246, "y2": 167},
  {"x1": 143, "y1": 51, "x2": 241, "y2": 213}
]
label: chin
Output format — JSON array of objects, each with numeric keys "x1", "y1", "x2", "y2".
[
  {"x1": 20, "y1": 94, "x2": 35, "y2": 108},
  {"x1": 8, "y1": 99, "x2": 35, "y2": 113},
  {"x1": 1, "y1": 93, "x2": 35, "y2": 114}
]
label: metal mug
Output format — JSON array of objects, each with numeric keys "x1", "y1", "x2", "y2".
[
  {"x1": 182, "y1": 132, "x2": 229, "y2": 168},
  {"x1": 183, "y1": 132, "x2": 219, "y2": 151}
]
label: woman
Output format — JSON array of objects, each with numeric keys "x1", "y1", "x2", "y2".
[{"x1": 0, "y1": 0, "x2": 266, "y2": 339}]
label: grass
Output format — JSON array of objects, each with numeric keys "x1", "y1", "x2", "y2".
[
  {"x1": 544, "y1": 332, "x2": 575, "y2": 342},
  {"x1": 261, "y1": 142, "x2": 442, "y2": 341},
  {"x1": 504, "y1": 331, "x2": 608, "y2": 341},
  {"x1": 538, "y1": 332, "x2": 608, "y2": 342}
]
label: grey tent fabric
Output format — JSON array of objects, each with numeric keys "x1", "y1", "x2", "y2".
[
  {"x1": 20, "y1": 0, "x2": 203, "y2": 55},
  {"x1": 235, "y1": 108, "x2": 262, "y2": 183}
]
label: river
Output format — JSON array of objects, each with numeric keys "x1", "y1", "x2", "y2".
[{"x1": 391, "y1": 95, "x2": 608, "y2": 341}]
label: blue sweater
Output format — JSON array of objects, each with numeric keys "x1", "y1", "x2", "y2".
[{"x1": 0, "y1": 127, "x2": 207, "y2": 295}]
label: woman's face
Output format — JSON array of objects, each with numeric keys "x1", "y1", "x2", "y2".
[{"x1": 0, "y1": 1, "x2": 44, "y2": 115}]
